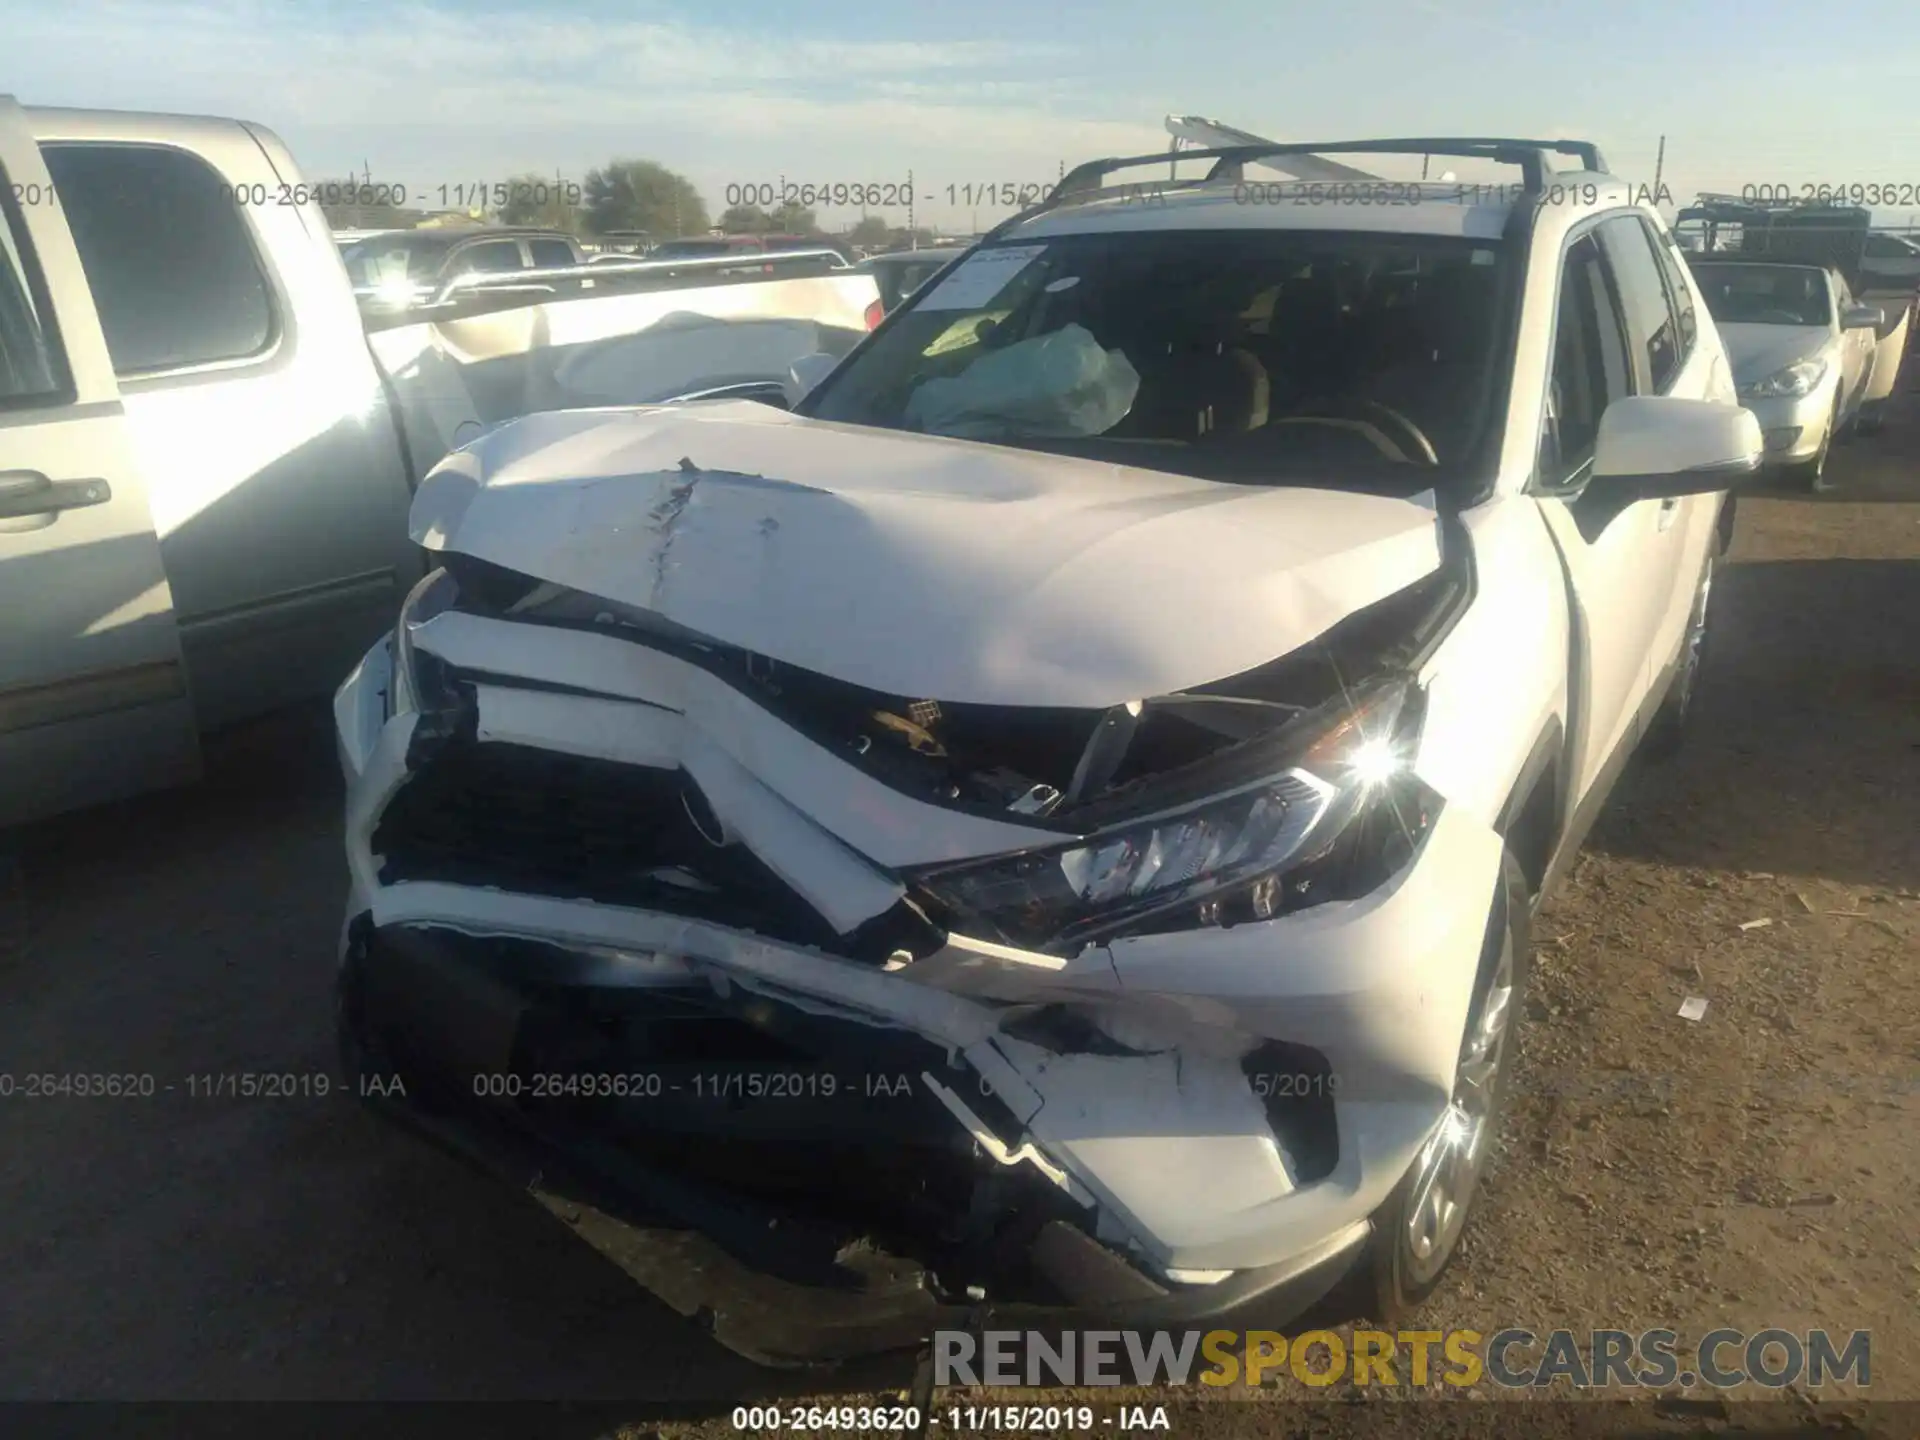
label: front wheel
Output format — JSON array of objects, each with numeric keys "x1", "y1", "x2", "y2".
[
  {"x1": 1790, "y1": 400, "x2": 1839, "y2": 493},
  {"x1": 1642, "y1": 549, "x2": 1713, "y2": 761},
  {"x1": 1366, "y1": 849, "x2": 1529, "y2": 1321}
]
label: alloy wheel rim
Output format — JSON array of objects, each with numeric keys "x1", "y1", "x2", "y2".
[{"x1": 1403, "y1": 932, "x2": 1514, "y2": 1281}]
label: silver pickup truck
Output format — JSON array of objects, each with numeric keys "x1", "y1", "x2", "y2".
[{"x1": 0, "y1": 97, "x2": 878, "y2": 828}]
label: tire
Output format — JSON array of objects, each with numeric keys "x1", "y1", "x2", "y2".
[
  {"x1": 1790, "y1": 402, "x2": 1838, "y2": 493},
  {"x1": 1641, "y1": 548, "x2": 1713, "y2": 762},
  {"x1": 1366, "y1": 849, "x2": 1530, "y2": 1322}
]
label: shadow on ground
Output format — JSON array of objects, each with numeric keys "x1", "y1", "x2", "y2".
[{"x1": 1589, "y1": 556, "x2": 1920, "y2": 892}]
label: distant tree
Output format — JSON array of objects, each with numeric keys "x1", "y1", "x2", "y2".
[
  {"x1": 492, "y1": 172, "x2": 582, "y2": 232},
  {"x1": 886, "y1": 225, "x2": 938, "y2": 250},
  {"x1": 583, "y1": 159, "x2": 708, "y2": 237},
  {"x1": 719, "y1": 203, "x2": 774, "y2": 234},
  {"x1": 847, "y1": 215, "x2": 891, "y2": 247},
  {"x1": 769, "y1": 201, "x2": 818, "y2": 235}
]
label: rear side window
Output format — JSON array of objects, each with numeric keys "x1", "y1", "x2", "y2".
[
  {"x1": 0, "y1": 179, "x2": 69, "y2": 405},
  {"x1": 526, "y1": 239, "x2": 576, "y2": 268},
  {"x1": 40, "y1": 143, "x2": 274, "y2": 375},
  {"x1": 1597, "y1": 216, "x2": 1680, "y2": 393},
  {"x1": 453, "y1": 240, "x2": 525, "y2": 274}
]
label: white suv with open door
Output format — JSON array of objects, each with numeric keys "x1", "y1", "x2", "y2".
[{"x1": 332, "y1": 138, "x2": 1761, "y2": 1364}]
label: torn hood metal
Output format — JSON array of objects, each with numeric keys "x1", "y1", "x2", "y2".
[{"x1": 410, "y1": 400, "x2": 1444, "y2": 707}]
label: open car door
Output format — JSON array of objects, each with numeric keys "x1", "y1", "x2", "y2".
[{"x1": 0, "y1": 95, "x2": 199, "y2": 827}]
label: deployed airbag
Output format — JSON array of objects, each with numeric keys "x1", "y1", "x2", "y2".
[{"x1": 905, "y1": 324, "x2": 1140, "y2": 440}]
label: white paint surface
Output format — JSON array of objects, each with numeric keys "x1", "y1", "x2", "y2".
[{"x1": 410, "y1": 402, "x2": 1445, "y2": 707}]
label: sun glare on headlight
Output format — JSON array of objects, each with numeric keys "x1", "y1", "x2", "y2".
[{"x1": 1345, "y1": 736, "x2": 1404, "y2": 787}]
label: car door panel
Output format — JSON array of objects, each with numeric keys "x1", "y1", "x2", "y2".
[
  {"x1": 1530, "y1": 225, "x2": 1672, "y2": 810},
  {"x1": 31, "y1": 113, "x2": 421, "y2": 730},
  {"x1": 1642, "y1": 218, "x2": 1725, "y2": 665},
  {"x1": 0, "y1": 98, "x2": 201, "y2": 826}
]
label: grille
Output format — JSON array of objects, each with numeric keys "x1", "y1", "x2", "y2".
[{"x1": 373, "y1": 740, "x2": 841, "y2": 947}]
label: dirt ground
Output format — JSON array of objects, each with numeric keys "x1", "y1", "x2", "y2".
[{"x1": 2, "y1": 386, "x2": 1916, "y2": 1435}]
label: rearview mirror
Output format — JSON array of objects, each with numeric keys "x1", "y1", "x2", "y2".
[
  {"x1": 1842, "y1": 304, "x2": 1884, "y2": 331},
  {"x1": 783, "y1": 351, "x2": 839, "y2": 406},
  {"x1": 1590, "y1": 396, "x2": 1763, "y2": 499}
]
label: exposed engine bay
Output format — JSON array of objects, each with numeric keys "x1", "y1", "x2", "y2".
[{"x1": 374, "y1": 538, "x2": 1468, "y2": 968}]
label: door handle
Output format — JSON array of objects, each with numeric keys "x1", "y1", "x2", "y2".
[
  {"x1": 1657, "y1": 496, "x2": 1680, "y2": 531},
  {"x1": 0, "y1": 470, "x2": 113, "y2": 520}
]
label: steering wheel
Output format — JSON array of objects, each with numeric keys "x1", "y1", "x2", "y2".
[
  {"x1": 1273, "y1": 399, "x2": 1441, "y2": 467},
  {"x1": 1751, "y1": 308, "x2": 1807, "y2": 326}
]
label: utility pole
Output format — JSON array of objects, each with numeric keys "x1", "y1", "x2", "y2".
[{"x1": 1653, "y1": 135, "x2": 1666, "y2": 195}]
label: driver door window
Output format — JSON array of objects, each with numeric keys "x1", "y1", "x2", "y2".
[
  {"x1": 0, "y1": 191, "x2": 65, "y2": 403},
  {"x1": 1540, "y1": 234, "x2": 1631, "y2": 487}
]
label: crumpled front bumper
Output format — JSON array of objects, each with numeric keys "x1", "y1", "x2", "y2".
[
  {"x1": 336, "y1": 916, "x2": 1372, "y2": 1365},
  {"x1": 333, "y1": 620, "x2": 1507, "y2": 1362}
]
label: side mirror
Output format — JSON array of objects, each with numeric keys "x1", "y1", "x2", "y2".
[
  {"x1": 1842, "y1": 304, "x2": 1884, "y2": 331},
  {"x1": 783, "y1": 351, "x2": 839, "y2": 406},
  {"x1": 1591, "y1": 396, "x2": 1763, "y2": 499}
]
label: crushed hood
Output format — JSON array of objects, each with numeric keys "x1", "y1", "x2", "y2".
[
  {"x1": 1717, "y1": 323, "x2": 1833, "y2": 384},
  {"x1": 410, "y1": 401, "x2": 1444, "y2": 707}
]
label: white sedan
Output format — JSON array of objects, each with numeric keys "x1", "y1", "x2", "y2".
[{"x1": 1689, "y1": 258, "x2": 1883, "y2": 490}]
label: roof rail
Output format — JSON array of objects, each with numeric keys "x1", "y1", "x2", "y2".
[
  {"x1": 1049, "y1": 136, "x2": 1608, "y2": 205},
  {"x1": 1165, "y1": 115, "x2": 1384, "y2": 183}
]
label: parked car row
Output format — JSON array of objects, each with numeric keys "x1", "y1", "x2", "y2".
[{"x1": 340, "y1": 227, "x2": 588, "y2": 313}]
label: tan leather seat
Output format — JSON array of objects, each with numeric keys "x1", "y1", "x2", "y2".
[{"x1": 1127, "y1": 336, "x2": 1270, "y2": 438}]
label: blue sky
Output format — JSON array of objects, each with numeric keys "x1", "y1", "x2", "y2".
[{"x1": 7, "y1": 0, "x2": 1920, "y2": 228}]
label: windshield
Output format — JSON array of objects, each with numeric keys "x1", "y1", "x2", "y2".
[
  {"x1": 802, "y1": 229, "x2": 1510, "y2": 496},
  {"x1": 1690, "y1": 263, "x2": 1832, "y2": 327}
]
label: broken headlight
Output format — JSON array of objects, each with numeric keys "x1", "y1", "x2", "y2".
[
  {"x1": 388, "y1": 566, "x2": 460, "y2": 717},
  {"x1": 912, "y1": 677, "x2": 1429, "y2": 951}
]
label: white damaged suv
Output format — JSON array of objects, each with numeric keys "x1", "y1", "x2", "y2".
[{"x1": 333, "y1": 139, "x2": 1762, "y2": 1363}]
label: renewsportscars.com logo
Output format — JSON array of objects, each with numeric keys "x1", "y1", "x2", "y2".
[{"x1": 934, "y1": 1328, "x2": 1872, "y2": 1390}]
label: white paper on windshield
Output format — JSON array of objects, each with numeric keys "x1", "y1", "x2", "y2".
[{"x1": 916, "y1": 245, "x2": 1048, "y2": 310}]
